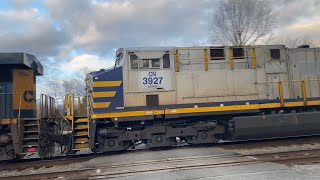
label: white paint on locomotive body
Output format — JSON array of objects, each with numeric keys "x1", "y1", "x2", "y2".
[{"x1": 119, "y1": 45, "x2": 320, "y2": 108}]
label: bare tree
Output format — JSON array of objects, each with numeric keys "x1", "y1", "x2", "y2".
[
  {"x1": 280, "y1": 35, "x2": 314, "y2": 48},
  {"x1": 48, "y1": 80, "x2": 63, "y2": 99},
  {"x1": 44, "y1": 67, "x2": 90, "y2": 115},
  {"x1": 211, "y1": 0, "x2": 275, "y2": 46},
  {"x1": 63, "y1": 70, "x2": 90, "y2": 96}
]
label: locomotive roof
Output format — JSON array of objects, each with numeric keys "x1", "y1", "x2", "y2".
[
  {"x1": 116, "y1": 45, "x2": 289, "y2": 56},
  {"x1": 123, "y1": 46, "x2": 174, "y2": 51},
  {"x1": 116, "y1": 46, "x2": 174, "y2": 56},
  {"x1": 0, "y1": 53, "x2": 43, "y2": 75}
]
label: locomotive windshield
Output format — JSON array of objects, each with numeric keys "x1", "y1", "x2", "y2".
[{"x1": 115, "y1": 53, "x2": 123, "y2": 68}]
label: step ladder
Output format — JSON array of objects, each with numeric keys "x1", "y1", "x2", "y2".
[
  {"x1": 72, "y1": 117, "x2": 89, "y2": 150},
  {"x1": 64, "y1": 94, "x2": 90, "y2": 151},
  {"x1": 21, "y1": 118, "x2": 39, "y2": 154}
]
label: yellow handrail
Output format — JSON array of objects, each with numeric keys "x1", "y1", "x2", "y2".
[
  {"x1": 175, "y1": 49, "x2": 179, "y2": 72},
  {"x1": 278, "y1": 82, "x2": 284, "y2": 107},
  {"x1": 77, "y1": 97, "x2": 81, "y2": 116},
  {"x1": 301, "y1": 80, "x2": 307, "y2": 106},
  {"x1": 175, "y1": 49, "x2": 210, "y2": 72},
  {"x1": 204, "y1": 49, "x2": 208, "y2": 71},
  {"x1": 229, "y1": 48, "x2": 234, "y2": 70},
  {"x1": 251, "y1": 48, "x2": 257, "y2": 69},
  {"x1": 261, "y1": 79, "x2": 318, "y2": 106}
]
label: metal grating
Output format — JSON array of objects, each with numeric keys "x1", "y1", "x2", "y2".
[{"x1": 210, "y1": 48, "x2": 225, "y2": 60}]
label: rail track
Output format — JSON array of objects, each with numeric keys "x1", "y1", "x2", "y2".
[
  {"x1": 2, "y1": 136, "x2": 320, "y2": 179},
  {"x1": 3, "y1": 149, "x2": 320, "y2": 179},
  {"x1": 3, "y1": 135, "x2": 320, "y2": 164}
]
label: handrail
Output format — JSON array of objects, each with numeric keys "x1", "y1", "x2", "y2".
[
  {"x1": 278, "y1": 82, "x2": 284, "y2": 106},
  {"x1": 174, "y1": 48, "x2": 210, "y2": 72},
  {"x1": 204, "y1": 49, "x2": 208, "y2": 71},
  {"x1": 174, "y1": 47, "x2": 257, "y2": 72},
  {"x1": 301, "y1": 80, "x2": 307, "y2": 106},
  {"x1": 229, "y1": 48, "x2": 234, "y2": 70},
  {"x1": 40, "y1": 94, "x2": 56, "y2": 119},
  {"x1": 64, "y1": 93, "x2": 84, "y2": 117},
  {"x1": 229, "y1": 47, "x2": 256, "y2": 70},
  {"x1": 258, "y1": 79, "x2": 320, "y2": 107},
  {"x1": 251, "y1": 48, "x2": 257, "y2": 69}
]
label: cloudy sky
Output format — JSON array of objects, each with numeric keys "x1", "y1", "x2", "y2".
[{"x1": 0, "y1": 0, "x2": 319, "y2": 96}]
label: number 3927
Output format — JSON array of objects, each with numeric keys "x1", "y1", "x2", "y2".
[{"x1": 142, "y1": 77, "x2": 163, "y2": 85}]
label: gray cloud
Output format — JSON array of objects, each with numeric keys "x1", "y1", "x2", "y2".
[
  {"x1": 1, "y1": 0, "x2": 320, "y2": 72},
  {"x1": 2, "y1": 0, "x2": 319, "y2": 60},
  {"x1": 273, "y1": 0, "x2": 320, "y2": 26},
  {"x1": 0, "y1": 20, "x2": 70, "y2": 56},
  {"x1": 45, "y1": 0, "x2": 216, "y2": 55},
  {"x1": 0, "y1": 0, "x2": 319, "y2": 97},
  {"x1": 8, "y1": 0, "x2": 35, "y2": 9}
]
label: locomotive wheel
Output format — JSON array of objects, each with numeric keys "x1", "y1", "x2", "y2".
[
  {"x1": 155, "y1": 135, "x2": 163, "y2": 142},
  {"x1": 146, "y1": 134, "x2": 174, "y2": 149},
  {"x1": 200, "y1": 131, "x2": 208, "y2": 139},
  {"x1": 107, "y1": 139, "x2": 116, "y2": 147},
  {"x1": 98, "y1": 138, "x2": 130, "y2": 152},
  {"x1": 188, "y1": 131, "x2": 219, "y2": 145}
]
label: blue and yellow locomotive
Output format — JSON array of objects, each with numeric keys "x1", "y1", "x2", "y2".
[
  {"x1": 81, "y1": 45, "x2": 320, "y2": 152},
  {"x1": 0, "y1": 53, "x2": 43, "y2": 160}
]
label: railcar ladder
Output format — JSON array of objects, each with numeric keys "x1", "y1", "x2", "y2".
[
  {"x1": 65, "y1": 94, "x2": 90, "y2": 151},
  {"x1": 73, "y1": 117, "x2": 89, "y2": 150},
  {"x1": 21, "y1": 118, "x2": 40, "y2": 154}
]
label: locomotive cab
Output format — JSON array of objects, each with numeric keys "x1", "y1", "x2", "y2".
[
  {"x1": 122, "y1": 47, "x2": 176, "y2": 109},
  {"x1": 0, "y1": 53, "x2": 43, "y2": 161},
  {"x1": 87, "y1": 47, "x2": 176, "y2": 117}
]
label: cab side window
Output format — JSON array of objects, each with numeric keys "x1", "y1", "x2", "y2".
[
  {"x1": 151, "y1": 59, "x2": 160, "y2": 68},
  {"x1": 163, "y1": 53, "x2": 170, "y2": 68},
  {"x1": 141, "y1": 59, "x2": 161, "y2": 69},
  {"x1": 141, "y1": 59, "x2": 149, "y2": 68},
  {"x1": 130, "y1": 52, "x2": 171, "y2": 69},
  {"x1": 130, "y1": 54, "x2": 138, "y2": 69}
]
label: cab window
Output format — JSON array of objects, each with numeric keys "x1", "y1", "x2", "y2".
[
  {"x1": 140, "y1": 59, "x2": 161, "y2": 69},
  {"x1": 129, "y1": 52, "x2": 171, "y2": 69},
  {"x1": 115, "y1": 53, "x2": 123, "y2": 68},
  {"x1": 141, "y1": 59, "x2": 149, "y2": 68},
  {"x1": 163, "y1": 53, "x2": 170, "y2": 68},
  {"x1": 151, "y1": 59, "x2": 160, "y2": 68},
  {"x1": 130, "y1": 54, "x2": 138, "y2": 69}
]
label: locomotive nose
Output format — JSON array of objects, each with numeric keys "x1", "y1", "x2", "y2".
[{"x1": 87, "y1": 66, "x2": 124, "y2": 114}]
